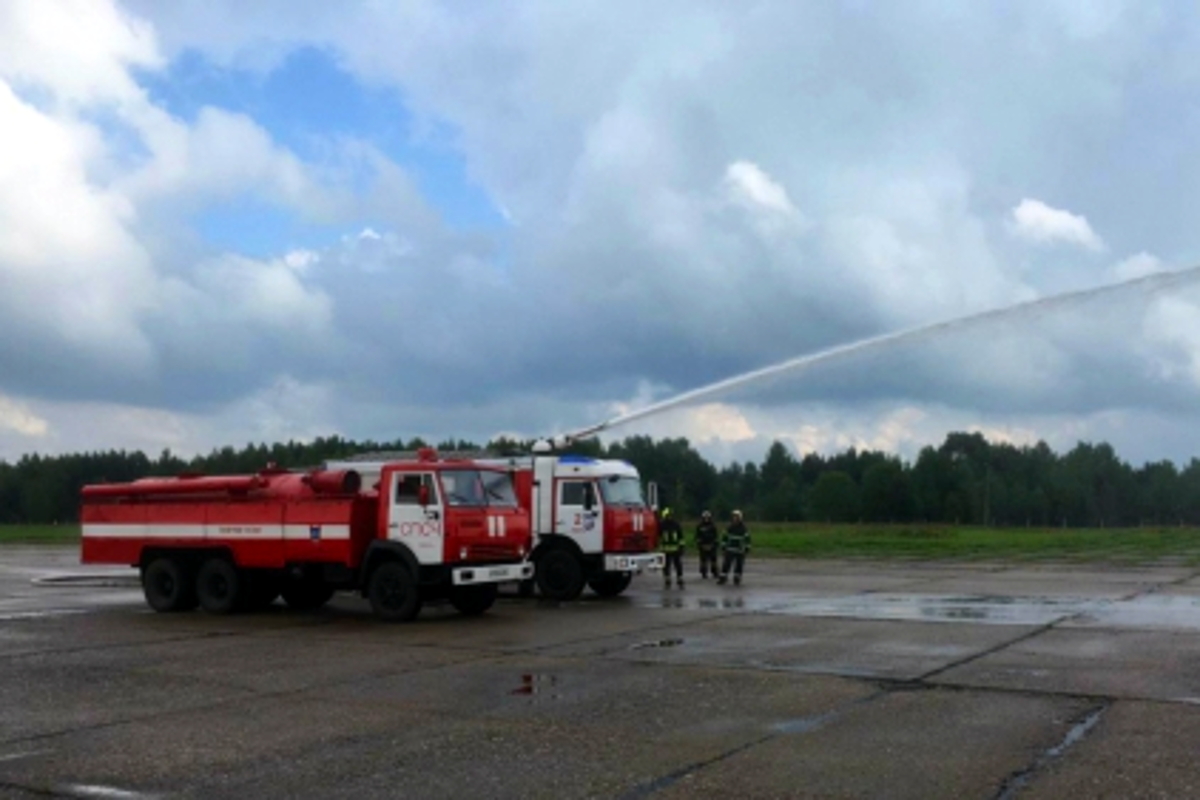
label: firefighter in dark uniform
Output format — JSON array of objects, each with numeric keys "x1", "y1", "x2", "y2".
[
  {"x1": 695, "y1": 510, "x2": 719, "y2": 579},
  {"x1": 717, "y1": 509, "x2": 750, "y2": 586},
  {"x1": 659, "y1": 507, "x2": 685, "y2": 589}
]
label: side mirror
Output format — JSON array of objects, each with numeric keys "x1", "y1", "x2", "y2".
[
  {"x1": 647, "y1": 481, "x2": 659, "y2": 511},
  {"x1": 418, "y1": 484, "x2": 430, "y2": 507},
  {"x1": 583, "y1": 486, "x2": 594, "y2": 512}
]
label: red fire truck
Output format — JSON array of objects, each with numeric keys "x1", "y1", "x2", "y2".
[
  {"x1": 329, "y1": 444, "x2": 662, "y2": 602},
  {"x1": 80, "y1": 450, "x2": 533, "y2": 621}
]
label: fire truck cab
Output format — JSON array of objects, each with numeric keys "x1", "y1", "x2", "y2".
[{"x1": 510, "y1": 452, "x2": 663, "y2": 601}]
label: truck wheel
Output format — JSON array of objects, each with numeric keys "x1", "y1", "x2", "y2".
[
  {"x1": 196, "y1": 558, "x2": 242, "y2": 615},
  {"x1": 587, "y1": 571, "x2": 633, "y2": 598},
  {"x1": 280, "y1": 580, "x2": 334, "y2": 611},
  {"x1": 368, "y1": 562, "x2": 421, "y2": 622},
  {"x1": 536, "y1": 548, "x2": 585, "y2": 602},
  {"x1": 449, "y1": 584, "x2": 498, "y2": 616},
  {"x1": 142, "y1": 557, "x2": 197, "y2": 612}
]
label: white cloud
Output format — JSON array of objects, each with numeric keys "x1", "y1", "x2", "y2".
[
  {"x1": 724, "y1": 160, "x2": 797, "y2": 215},
  {"x1": 0, "y1": 395, "x2": 49, "y2": 438},
  {"x1": 1113, "y1": 251, "x2": 1163, "y2": 281},
  {"x1": 119, "y1": 105, "x2": 341, "y2": 218},
  {"x1": 1008, "y1": 198, "x2": 1106, "y2": 252},
  {"x1": 0, "y1": 80, "x2": 158, "y2": 373},
  {"x1": 599, "y1": 402, "x2": 758, "y2": 449},
  {"x1": 1142, "y1": 295, "x2": 1200, "y2": 385},
  {"x1": 0, "y1": 0, "x2": 161, "y2": 106}
]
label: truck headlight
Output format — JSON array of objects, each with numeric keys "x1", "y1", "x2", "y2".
[{"x1": 460, "y1": 546, "x2": 468, "y2": 560}]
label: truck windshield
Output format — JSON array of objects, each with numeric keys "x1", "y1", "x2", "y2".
[
  {"x1": 599, "y1": 476, "x2": 645, "y2": 507},
  {"x1": 440, "y1": 469, "x2": 518, "y2": 507}
]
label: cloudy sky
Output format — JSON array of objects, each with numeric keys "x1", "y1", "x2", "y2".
[{"x1": 4, "y1": 0, "x2": 1200, "y2": 468}]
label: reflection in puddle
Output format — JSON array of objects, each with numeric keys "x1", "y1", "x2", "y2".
[
  {"x1": 697, "y1": 598, "x2": 746, "y2": 610},
  {"x1": 631, "y1": 638, "x2": 684, "y2": 650},
  {"x1": 766, "y1": 595, "x2": 1096, "y2": 626},
  {"x1": 657, "y1": 597, "x2": 748, "y2": 610},
  {"x1": 510, "y1": 673, "x2": 560, "y2": 698}
]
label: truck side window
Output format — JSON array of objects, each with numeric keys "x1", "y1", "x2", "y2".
[
  {"x1": 561, "y1": 481, "x2": 593, "y2": 506},
  {"x1": 395, "y1": 474, "x2": 437, "y2": 505},
  {"x1": 395, "y1": 474, "x2": 423, "y2": 504}
]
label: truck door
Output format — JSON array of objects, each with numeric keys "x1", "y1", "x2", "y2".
[
  {"x1": 388, "y1": 471, "x2": 444, "y2": 565},
  {"x1": 556, "y1": 479, "x2": 602, "y2": 552}
]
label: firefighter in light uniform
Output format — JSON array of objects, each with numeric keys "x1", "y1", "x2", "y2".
[
  {"x1": 717, "y1": 510, "x2": 750, "y2": 586},
  {"x1": 659, "y1": 507, "x2": 685, "y2": 589},
  {"x1": 695, "y1": 510, "x2": 719, "y2": 579}
]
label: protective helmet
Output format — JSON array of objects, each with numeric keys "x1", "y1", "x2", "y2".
[
  {"x1": 661, "y1": 507, "x2": 672, "y2": 518},
  {"x1": 702, "y1": 510, "x2": 712, "y2": 519},
  {"x1": 732, "y1": 509, "x2": 742, "y2": 518}
]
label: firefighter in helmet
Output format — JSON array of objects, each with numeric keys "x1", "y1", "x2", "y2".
[
  {"x1": 658, "y1": 507, "x2": 685, "y2": 589},
  {"x1": 717, "y1": 509, "x2": 750, "y2": 586},
  {"x1": 695, "y1": 510, "x2": 719, "y2": 579}
]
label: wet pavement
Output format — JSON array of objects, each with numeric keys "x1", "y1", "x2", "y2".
[{"x1": 3, "y1": 548, "x2": 1200, "y2": 798}]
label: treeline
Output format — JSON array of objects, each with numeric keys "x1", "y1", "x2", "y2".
[{"x1": 2, "y1": 431, "x2": 1199, "y2": 527}]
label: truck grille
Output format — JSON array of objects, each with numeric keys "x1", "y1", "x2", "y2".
[
  {"x1": 614, "y1": 533, "x2": 650, "y2": 552},
  {"x1": 468, "y1": 544, "x2": 522, "y2": 562}
]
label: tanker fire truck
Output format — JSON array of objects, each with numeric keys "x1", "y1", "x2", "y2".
[
  {"x1": 328, "y1": 442, "x2": 662, "y2": 602},
  {"x1": 80, "y1": 450, "x2": 533, "y2": 621}
]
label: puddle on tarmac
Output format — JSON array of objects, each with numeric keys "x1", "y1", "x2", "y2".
[
  {"x1": 649, "y1": 594, "x2": 788, "y2": 612},
  {"x1": 1066, "y1": 594, "x2": 1200, "y2": 630},
  {"x1": 697, "y1": 598, "x2": 746, "y2": 610},
  {"x1": 772, "y1": 711, "x2": 838, "y2": 734},
  {"x1": 765, "y1": 595, "x2": 1094, "y2": 626},
  {"x1": 32, "y1": 573, "x2": 140, "y2": 589},
  {"x1": 644, "y1": 591, "x2": 1200, "y2": 630},
  {"x1": 510, "y1": 673, "x2": 560, "y2": 698}
]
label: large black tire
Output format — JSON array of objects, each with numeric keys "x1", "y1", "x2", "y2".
[
  {"x1": 535, "y1": 548, "x2": 585, "y2": 602},
  {"x1": 449, "y1": 584, "x2": 498, "y2": 616},
  {"x1": 280, "y1": 580, "x2": 335, "y2": 611},
  {"x1": 367, "y1": 562, "x2": 421, "y2": 622},
  {"x1": 587, "y1": 571, "x2": 633, "y2": 598},
  {"x1": 142, "y1": 557, "x2": 197, "y2": 612},
  {"x1": 196, "y1": 557, "x2": 242, "y2": 615}
]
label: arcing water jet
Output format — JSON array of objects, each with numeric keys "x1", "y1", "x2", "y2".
[{"x1": 553, "y1": 265, "x2": 1200, "y2": 447}]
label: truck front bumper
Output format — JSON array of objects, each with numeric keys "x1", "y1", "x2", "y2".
[
  {"x1": 452, "y1": 561, "x2": 535, "y2": 586},
  {"x1": 603, "y1": 552, "x2": 666, "y2": 573}
]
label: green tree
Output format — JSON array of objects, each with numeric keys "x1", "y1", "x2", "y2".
[
  {"x1": 860, "y1": 459, "x2": 914, "y2": 522},
  {"x1": 807, "y1": 471, "x2": 859, "y2": 522}
]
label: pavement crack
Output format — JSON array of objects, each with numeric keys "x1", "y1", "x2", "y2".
[
  {"x1": 1116, "y1": 569, "x2": 1200, "y2": 601},
  {"x1": 617, "y1": 689, "x2": 890, "y2": 798},
  {"x1": 991, "y1": 701, "x2": 1109, "y2": 800},
  {"x1": 916, "y1": 616, "x2": 1070, "y2": 683},
  {"x1": 615, "y1": 734, "x2": 774, "y2": 800}
]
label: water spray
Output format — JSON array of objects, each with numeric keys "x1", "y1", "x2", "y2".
[{"x1": 552, "y1": 264, "x2": 1200, "y2": 447}]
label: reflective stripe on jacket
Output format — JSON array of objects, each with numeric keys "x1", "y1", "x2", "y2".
[
  {"x1": 722, "y1": 521, "x2": 750, "y2": 554},
  {"x1": 660, "y1": 519, "x2": 684, "y2": 553}
]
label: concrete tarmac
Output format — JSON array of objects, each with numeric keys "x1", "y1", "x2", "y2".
[{"x1": 3, "y1": 546, "x2": 1200, "y2": 798}]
